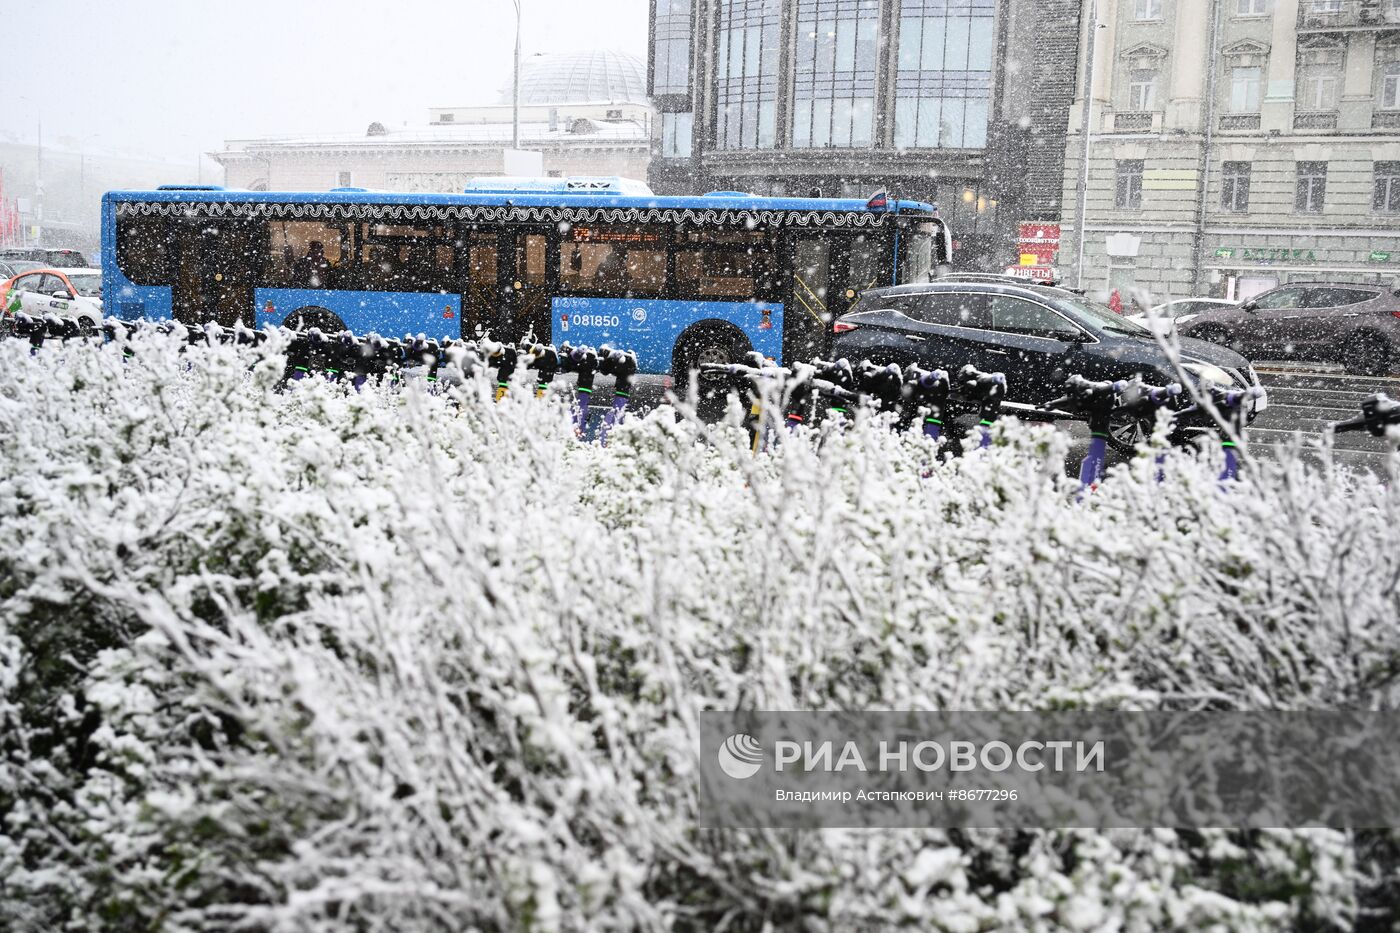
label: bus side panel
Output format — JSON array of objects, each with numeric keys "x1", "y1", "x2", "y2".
[
  {"x1": 552, "y1": 297, "x2": 783, "y2": 374},
  {"x1": 253, "y1": 288, "x2": 461, "y2": 338}
]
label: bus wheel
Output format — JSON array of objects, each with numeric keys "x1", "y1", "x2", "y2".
[
  {"x1": 284, "y1": 306, "x2": 348, "y2": 335},
  {"x1": 674, "y1": 322, "x2": 752, "y2": 418}
]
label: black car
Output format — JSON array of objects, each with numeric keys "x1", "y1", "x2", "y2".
[{"x1": 832, "y1": 279, "x2": 1266, "y2": 451}]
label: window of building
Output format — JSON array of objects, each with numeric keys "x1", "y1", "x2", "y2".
[
  {"x1": 606, "y1": 109, "x2": 623, "y2": 119},
  {"x1": 1305, "y1": 0, "x2": 1342, "y2": 12},
  {"x1": 1229, "y1": 66, "x2": 1262, "y2": 111},
  {"x1": 1115, "y1": 160, "x2": 1144, "y2": 210},
  {"x1": 652, "y1": 0, "x2": 692, "y2": 95},
  {"x1": 1236, "y1": 0, "x2": 1269, "y2": 14},
  {"x1": 1296, "y1": 39, "x2": 1343, "y2": 111},
  {"x1": 1379, "y1": 43, "x2": 1400, "y2": 109},
  {"x1": 439, "y1": 113, "x2": 455, "y2": 123},
  {"x1": 1295, "y1": 161, "x2": 1327, "y2": 213},
  {"x1": 1135, "y1": 0, "x2": 1163, "y2": 19},
  {"x1": 892, "y1": 0, "x2": 994, "y2": 149},
  {"x1": 1128, "y1": 69, "x2": 1157, "y2": 110},
  {"x1": 337, "y1": 171, "x2": 353, "y2": 187},
  {"x1": 1375, "y1": 162, "x2": 1400, "y2": 213},
  {"x1": 1221, "y1": 161, "x2": 1251, "y2": 212},
  {"x1": 793, "y1": 0, "x2": 880, "y2": 148},
  {"x1": 661, "y1": 111, "x2": 694, "y2": 157},
  {"x1": 716, "y1": 0, "x2": 781, "y2": 149}
]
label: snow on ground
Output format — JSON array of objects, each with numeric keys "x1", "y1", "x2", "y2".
[{"x1": 1, "y1": 331, "x2": 1397, "y2": 930}]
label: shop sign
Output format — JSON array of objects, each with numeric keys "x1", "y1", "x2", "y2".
[{"x1": 1213, "y1": 246, "x2": 1318, "y2": 263}]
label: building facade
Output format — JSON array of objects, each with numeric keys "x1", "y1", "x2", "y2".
[
  {"x1": 215, "y1": 51, "x2": 653, "y2": 194},
  {"x1": 1060, "y1": 0, "x2": 1400, "y2": 302},
  {"x1": 647, "y1": 0, "x2": 1085, "y2": 269}
]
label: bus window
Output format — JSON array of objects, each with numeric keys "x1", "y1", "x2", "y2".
[
  {"x1": 899, "y1": 222, "x2": 939, "y2": 285},
  {"x1": 675, "y1": 227, "x2": 769, "y2": 299},
  {"x1": 268, "y1": 220, "x2": 350, "y2": 289},
  {"x1": 357, "y1": 222, "x2": 456, "y2": 293},
  {"x1": 676, "y1": 250, "x2": 756, "y2": 298},
  {"x1": 116, "y1": 215, "x2": 175, "y2": 285},
  {"x1": 559, "y1": 225, "x2": 665, "y2": 296}
]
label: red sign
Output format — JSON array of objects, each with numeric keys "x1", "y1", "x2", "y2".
[
  {"x1": 1017, "y1": 222, "x2": 1061, "y2": 266},
  {"x1": 1004, "y1": 265, "x2": 1057, "y2": 282}
]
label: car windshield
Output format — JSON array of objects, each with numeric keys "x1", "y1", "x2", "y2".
[
  {"x1": 1063, "y1": 295, "x2": 1151, "y2": 335},
  {"x1": 67, "y1": 274, "x2": 102, "y2": 298}
]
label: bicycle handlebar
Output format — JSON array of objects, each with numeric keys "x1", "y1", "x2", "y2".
[
  {"x1": 1334, "y1": 392, "x2": 1400, "y2": 436},
  {"x1": 1042, "y1": 375, "x2": 1125, "y2": 415},
  {"x1": 955, "y1": 364, "x2": 1006, "y2": 402}
]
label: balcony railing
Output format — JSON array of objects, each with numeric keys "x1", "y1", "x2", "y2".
[
  {"x1": 1293, "y1": 109, "x2": 1340, "y2": 129},
  {"x1": 1376, "y1": 111, "x2": 1400, "y2": 128},
  {"x1": 1297, "y1": 0, "x2": 1400, "y2": 28},
  {"x1": 1113, "y1": 111, "x2": 1156, "y2": 132},
  {"x1": 1219, "y1": 113, "x2": 1262, "y2": 131}
]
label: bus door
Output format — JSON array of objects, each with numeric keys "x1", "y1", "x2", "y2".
[
  {"x1": 835, "y1": 231, "x2": 890, "y2": 313},
  {"x1": 504, "y1": 228, "x2": 554, "y2": 345},
  {"x1": 172, "y1": 218, "x2": 265, "y2": 328},
  {"x1": 462, "y1": 230, "x2": 501, "y2": 340},
  {"x1": 783, "y1": 234, "x2": 834, "y2": 361}
]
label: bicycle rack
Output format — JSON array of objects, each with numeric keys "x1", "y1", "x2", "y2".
[
  {"x1": 901, "y1": 364, "x2": 951, "y2": 440},
  {"x1": 955, "y1": 365, "x2": 1007, "y2": 449}
]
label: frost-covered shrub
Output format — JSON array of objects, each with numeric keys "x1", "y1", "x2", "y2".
[{"x1": 1, "y1": 332, "x2": 1397, "y2": 931}]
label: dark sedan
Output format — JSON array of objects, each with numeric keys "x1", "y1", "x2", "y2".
[
  {"x1": 1182, "y1": 282, "x2": 1400, "y2": 376},
  {"x1": 832, "y1": 280, "x2": 1265, "y2": 451}
]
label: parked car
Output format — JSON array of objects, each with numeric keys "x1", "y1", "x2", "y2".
[
  {"x1": 832, "y1": 279, "x2": 1265, "y2": 452},
  {"x1": 0, "y1": 247, "x2": 91, "y2": 269},
  {"x1": 1181, "y1": 282, "x2": 1400, "y2": 376},
  {"x1": 1, "y1": 267, "x2": 103, "y2": 329},
  {"x1": 1129, "y1": 298, "x2": 1238, "y2": 336}
]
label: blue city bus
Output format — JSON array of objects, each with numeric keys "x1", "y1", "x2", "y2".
[{"x1": 101, "y1": 177, "x2": 950, "y2": 374}]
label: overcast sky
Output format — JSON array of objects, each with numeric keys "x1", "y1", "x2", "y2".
[{"x1": 0, "y1": 0, "x2": 647, "y2": 166}]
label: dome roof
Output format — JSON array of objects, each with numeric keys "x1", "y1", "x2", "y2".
[{"x1": 500, "y1": 50, "x2": 647, "y2": 105}]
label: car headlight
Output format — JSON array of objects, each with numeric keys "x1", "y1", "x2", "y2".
[{"x1": 1182, "y1": 362, "x2": 1233, "y2": 386}]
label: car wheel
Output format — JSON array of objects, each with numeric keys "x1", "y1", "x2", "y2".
[
  {"x1": 1343, "y1": 332, "x2": 1391, "y2": 377},
  {"x1": 1106, "y1": 411, "x2": 1155, "y2": 456}
]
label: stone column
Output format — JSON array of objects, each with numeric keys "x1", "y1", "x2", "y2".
[
  {"x1": 1167, "y1": 0, "x2": 1208, "y2": 130},
  {"x1": 1261, "y1": 0, "x2": 1300, "y2": 131},
  {"x1": 1339, "y1": 33, "x2": 1376, "y2": 132}
]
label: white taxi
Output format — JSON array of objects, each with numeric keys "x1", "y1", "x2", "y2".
[{"x1": 1, "y1": 267, "x2": 104, "y2": 329}]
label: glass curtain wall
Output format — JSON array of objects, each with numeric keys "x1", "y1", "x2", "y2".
[
  {"x1": 792, "y1": 0, "x2": 880, "y2": 148},
  {"x1": 653, "y1": 0, "x2": 693, "y2": 95},
  {"x1": 893, "y1": 0, "x2": 994, "y2": 149},
  {"x1": 716, "y1": 0, "x2": 783, "y2": 149}
]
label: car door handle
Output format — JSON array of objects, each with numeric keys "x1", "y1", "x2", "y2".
[
  {"x1": 904, "y1": 334, "x2": 926, "y2": 342},
  {"x1": 985, "y1": 348, "x2": 1009, "y2": 356}
]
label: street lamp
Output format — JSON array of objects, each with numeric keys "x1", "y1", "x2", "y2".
[
  {"x1": 1072, "y1": 8, "x2": 1105, "y2": 291},
  {"x1": 512, "y1": 0, "x2": 523, "y2": 152}
]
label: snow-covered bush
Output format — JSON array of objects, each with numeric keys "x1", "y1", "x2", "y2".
[{"x1": 1, "y1": 332, "x2": 1397, "y2": 931}]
